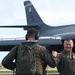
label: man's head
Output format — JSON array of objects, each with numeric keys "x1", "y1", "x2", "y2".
[
  {"x1": 25, "y1": 28, "x2": 39, "y2": 41},
  {"x1": 63, "y1": 38, "x2": 74, "y2": 53}
]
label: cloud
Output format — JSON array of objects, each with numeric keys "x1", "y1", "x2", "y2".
[
  {"x1": 0, "y1": 0, "x2": 75, "y2": 26},
  {"x1": 0, "y1": 0, "x2": 25, "y2": 24}
]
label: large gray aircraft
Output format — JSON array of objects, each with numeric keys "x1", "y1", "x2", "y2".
[{"x1": 0, "y1": 0, "x2": 75, "y2": 52}]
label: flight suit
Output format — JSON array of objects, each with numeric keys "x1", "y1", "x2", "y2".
[{"x1": 57, "y1": 50, "x2": 75, "y2": 75}]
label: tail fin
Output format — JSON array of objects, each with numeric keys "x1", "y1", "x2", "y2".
[
  {"x1": 24, "y1": 1, "x2": 44, "y2": 25},
  {"x1": 24, "y1": 1, "x2": 50, "y2": 34}
]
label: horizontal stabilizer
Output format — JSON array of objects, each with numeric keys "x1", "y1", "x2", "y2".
[{"x1": 0, "y1": 25, "x2": 38, "y2": 30}]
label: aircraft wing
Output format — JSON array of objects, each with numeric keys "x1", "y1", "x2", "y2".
[{"x1": 0, "y1": 38, "x2": 63, "y2": 52}]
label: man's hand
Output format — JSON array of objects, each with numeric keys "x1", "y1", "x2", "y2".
[
  {"x1": 52, "y1": 51, "x2": 58, "y2": 57},
  {"x1": 52, "y1": 51, "x2": 62, "y2": 58}
]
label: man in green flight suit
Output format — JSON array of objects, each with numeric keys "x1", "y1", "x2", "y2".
[{"x1": 52, "y1": 38, "x2": 75, "y2": 75}]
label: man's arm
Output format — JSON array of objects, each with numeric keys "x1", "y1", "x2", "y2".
[
  {"x1": 1, "y1": 46, "x2": 18, "y2": 70},
  {"x1": 52, "y1": 51, "x2": 62, "y2": 65},
  {"x1": 41, "y1": 47, "x2": 56, "y2": 68}
]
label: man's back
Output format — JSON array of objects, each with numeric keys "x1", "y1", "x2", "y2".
[{"x1": 16, "y1": 42, "x2": 44, "y2": 75}]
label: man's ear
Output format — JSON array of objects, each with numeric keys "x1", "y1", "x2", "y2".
[{"x1": 73, "y1": 43, "x2": 74, "y2": 47}]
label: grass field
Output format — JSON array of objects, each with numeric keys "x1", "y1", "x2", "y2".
[
  {"x1": 0, "y1": 66, "x2": 13, "y2": 73},
  {"x1": 0, "y1": 65, "x2": 58, "y2": 73},
  {"x1": 46, "y1": 66, "x2": 58, "y2": 73}
]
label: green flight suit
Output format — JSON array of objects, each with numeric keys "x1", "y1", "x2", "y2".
[{"x1": 57, "y1": 50, "x2": 75, "y2": 75}]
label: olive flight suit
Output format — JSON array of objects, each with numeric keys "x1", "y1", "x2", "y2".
[{"x1": 57, "y1": 50, "x2": 75, "y2": 75}]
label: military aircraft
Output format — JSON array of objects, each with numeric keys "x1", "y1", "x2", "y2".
[{"x1": 0, "y1": 0, "x2": 75, "y2": 52}]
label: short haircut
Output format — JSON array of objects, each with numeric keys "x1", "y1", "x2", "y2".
[
  {"x1": 27, "y1": 28, "x2": 38, "y2": 38},
  {"x1": 64, "y1": 38, "x2": 72, "y2": 41}
]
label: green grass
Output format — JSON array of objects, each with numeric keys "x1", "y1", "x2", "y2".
[
  {"x1": 0, "y1": 66, "x2": 13, "y2": 73},
  {"x1": 46, "y1": 66, "x2": 58, "y2": 73},
  {"x1": 0, "y1": 65, "x2": 58, "y2": 73}
]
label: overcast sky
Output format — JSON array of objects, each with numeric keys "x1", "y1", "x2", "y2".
[
  {"x1": 0, "y1": 0, "x2": 75, "y2": 38},
  {"x1": 0, "y1": 0, "x2": 75, "y2": 62}
]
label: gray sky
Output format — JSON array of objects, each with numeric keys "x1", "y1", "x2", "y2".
[{"x1": 0, "y1": 0, "x2": 75, "y2": 62}]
